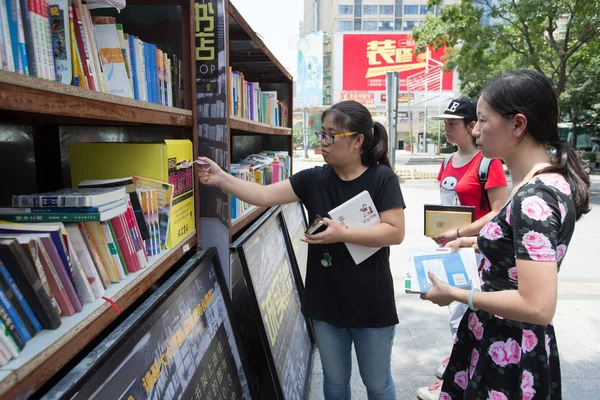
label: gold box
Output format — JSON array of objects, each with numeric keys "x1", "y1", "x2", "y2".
[{"x1": 424, "y1": 205, "x2": 476, "y2": 237}]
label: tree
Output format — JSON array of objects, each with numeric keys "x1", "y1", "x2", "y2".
[{"x1": 413, "y1": 0, "x2": 600, "y2": 104}]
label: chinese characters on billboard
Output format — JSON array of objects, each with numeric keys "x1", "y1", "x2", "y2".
[
  {"x1": 342, "y1": 34, "x2": 453, "y2": 92},
  {"x1": 340, "y1": 91, "x2": 374, "y2": 104}
]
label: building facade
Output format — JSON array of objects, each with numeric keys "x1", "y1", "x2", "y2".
[{"x1": 303, "y1": 0, "x2": 460, "y2": 36}]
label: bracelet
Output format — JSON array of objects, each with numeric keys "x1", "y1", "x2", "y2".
[
  {"x1": 456, "y1": 228, "x2": 461, "y2": 238},
  {"x1": 468, "y1": 288, "x2": 481, "y2": 311}
]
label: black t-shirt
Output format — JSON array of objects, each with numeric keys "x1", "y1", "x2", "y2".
[{"x1": 289, "y1": 164, "x2": 405, "y2": 328}]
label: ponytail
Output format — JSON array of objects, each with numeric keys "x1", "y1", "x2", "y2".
[
  {"x1": 534, "y1": 141, "x2": 590, "y2": 220},
  {"x1": 361, "y1": 121, "x2": 391, "y2": 168}
]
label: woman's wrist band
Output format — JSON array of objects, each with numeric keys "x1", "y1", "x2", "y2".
[
  {"x1": 456, "y1": 228, "x2": 461, "y2": 238},
  {"x1": 468, "y1": 287, "x2": 481, "y2": 311}
]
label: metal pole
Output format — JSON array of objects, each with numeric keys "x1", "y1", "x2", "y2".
[
  {"x1": 407, "y1": 76, "x2": 413, "y2": 154},
  {"x1": 437, "y1": 66, "x2": 443, "y2": 155},
  {"x1": 386, "y1": 72, "x2": 398, "y2": 168},
  {"x1": 303, "y1": 109, "x2": 309, "y2": 158},
  {"x1": 422, "y1": 48, "x2": 429, "y2": 154}
]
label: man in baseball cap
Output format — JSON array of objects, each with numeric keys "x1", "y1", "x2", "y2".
[{"x1": 432, "y1": 97, "x2": 477, "y2": 123}]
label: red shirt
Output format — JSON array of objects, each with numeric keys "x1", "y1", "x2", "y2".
[{"x1": 437, "y1": 152, "x2": 507, "y2": 221}]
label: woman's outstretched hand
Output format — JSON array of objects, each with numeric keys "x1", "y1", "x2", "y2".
[{"x1": 196, "y1": 157, "x2": 226, "y2": 186}]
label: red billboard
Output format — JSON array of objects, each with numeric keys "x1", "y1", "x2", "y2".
[{"x1": 342, "y1": 34, "x2": 454, "y2": 91}]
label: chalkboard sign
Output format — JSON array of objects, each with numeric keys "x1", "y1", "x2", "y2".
[
  {"x1": 232, "y1": 207, "x2": 313, "y2": 399},
  {"x1": 281, "y1": 202, "x2": 308, "y2": 285},
  {"x1": 45, "y1": 248, "x2": 255, "y2": 400}
]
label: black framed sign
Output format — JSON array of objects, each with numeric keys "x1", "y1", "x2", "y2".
[
  {"x1": 281, "y1": 201, "x2": 308, "y2": 285},
  {"x1": 45, "y1": 248, "x2": 255, "y2": 400},
  {"x1": 231, "y1": 206, "x2": 313, "y2": 400}
]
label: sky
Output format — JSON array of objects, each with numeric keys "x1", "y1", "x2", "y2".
[{"x1": 230, "y1": 0, "x2": 304, "y2": 79}]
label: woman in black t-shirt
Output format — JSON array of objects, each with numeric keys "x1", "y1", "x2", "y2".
[{"x1": 197, "y1": 100, "x2": 405, "y2": 399}]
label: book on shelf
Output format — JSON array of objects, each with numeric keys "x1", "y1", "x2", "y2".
[
  {"x1": 405, "y1": 247, "x2": 480, "y2": 294},
  {"x1": 0, "y1": 239, "x2": 62, "y2": 329},
  {"x1": 327, "y1": 190, "x2": 381, "y2": 265},
  {"x1": 131, "y1": 175, "x2": 173, "y2": 250},
  {"x1": 78, "y1": 177, "x2": 151, "y2": 243},
  {"x1": 69, "y1": 140, "x2": 194, "y2": 249},
  {"x1": 11, "y1": 235, "x2": 63, "y2": 316},
  {"x1": 48, "y1": 0, "x2": 72, "y2": 84},
  {"x1": 0, "y1": 200, "x2": 128, "y2": 222},
  {"x1": 0, "y1": 222, "x2": 85, "y2": 311},
  {"x1": 11, "y1": 187, "x2": 127, "y2": 208},
  {"x1": 0, "y1": 318, "x2": 20, "y2": 360},
  {"x1": 2, "y1": 0, "x2": 182, "y2": 106},
  {"x1": 227, "y1": 68, "x2": 287, "y2": 126},
  {"x1": 0, "y1": 257, "x2": 42, "y2": 336}
]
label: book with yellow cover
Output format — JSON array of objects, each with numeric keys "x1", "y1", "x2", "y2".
[{"x1": 69, "y1": 140, "x2": 194, "y2": 248}]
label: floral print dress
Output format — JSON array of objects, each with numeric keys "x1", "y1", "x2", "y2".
[{"x1": 440, "y1": 175, "x2": 576, "y2": 400}]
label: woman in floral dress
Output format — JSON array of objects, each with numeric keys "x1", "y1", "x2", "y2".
[{"x1": 421, "y1": 70, "x2": 591, "y2": 400}]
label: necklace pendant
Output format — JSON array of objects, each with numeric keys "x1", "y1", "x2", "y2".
[{"x1": 321, "y1": 251, "x2": 332, "y2": 267}]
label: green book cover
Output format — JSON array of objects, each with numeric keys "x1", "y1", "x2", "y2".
[{"x1": 108, "y1": 220, "x2": 128, "y2": 276}]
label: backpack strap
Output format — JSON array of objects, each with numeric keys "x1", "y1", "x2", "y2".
[
  {"x1": 478, "y1": 157, "x2": 492, "y2": 211},
  {"x1": 443, "y1": 153, "x2": 454, "y2": 170}
]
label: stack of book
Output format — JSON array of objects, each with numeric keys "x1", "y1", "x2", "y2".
[
  {"x1": 0, "y1": 0, "x2": 184, "y2": 107},
  {"x1": 230, "y1": 151, "x2": 291, "y2": 219},
  {"x1": 0, "y1": 186, "x2": 159, "y2": 366},
  {"x1": 227, "y1": 67, "x2": 288, "y2": 126}
]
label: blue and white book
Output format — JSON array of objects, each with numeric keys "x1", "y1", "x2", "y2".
[
  {"x1": 406, "y1": 247, "x2": 480, "y2": 294},
  {"x1": 0, "y1": 260, "x2": 42, "y2": 333}
]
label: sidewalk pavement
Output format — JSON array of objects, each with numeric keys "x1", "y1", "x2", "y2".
[{"x1": 307, "y1": 176, "x2": 600, "y2": 400}]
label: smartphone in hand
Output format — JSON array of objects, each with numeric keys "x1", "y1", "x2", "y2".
[{"x1": 306, "y1": 215, "x2": 327, "y2": 235}]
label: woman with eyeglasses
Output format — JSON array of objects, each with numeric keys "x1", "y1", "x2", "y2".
[{"x1": 197, "y1": 100, "x2": 405, "y2": 400}]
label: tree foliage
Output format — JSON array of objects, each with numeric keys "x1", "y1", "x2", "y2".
[{"x1": 413, "y1": 0, "x2": 600, "y2": 133}]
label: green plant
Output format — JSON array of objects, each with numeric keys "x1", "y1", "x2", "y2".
[
  {"x1": 584, "y1": 152, "x2": 597, "y2": 161},
  {"x1": 440, "y1": 146, "x2": 457, "y2": 154}
]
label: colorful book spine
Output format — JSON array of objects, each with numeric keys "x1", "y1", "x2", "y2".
[
  {"x1": 100, "y1": 221, "x2": 125, "y2": 280},
  {"x1": 0, "y1": 320, "x2": 20, "y2": 358},
  {"x1": 0, "y1": 0, "x2": 16, "y2": 72},
  {"x1": 67, "y1": 0, "x2": 84, "y2": 87},
  {"x1": 0, "y1": 287, "x2": 30, "y2": 342},
  {"x1": 48, "y1": 0, "x2": 71, "y2": 84},
  {"x1": 0, "y1": 298, "x2": 24, "y2": 351},
  {"x1": 0, "y1": 239, "x2": 62, "y2": 329},
  {"x1": 36, "y1": 238, "x2": 75, "y2": 316},
  {"x1": 6, "y1": 0, "x2": 27, "y2": 74},
  {"x1": 106, "y1": 220, "x2": 127, "y2": 276},
  {"x1": 40, "y1": 236, "x2": 81, "y2": 313},
  {"x1": 0, "y1": 261, "x2": 42, "y2": 334},
  {"x1": 109, "y1": 215, "x2": 138, "y2": 273},
  {"x1": 76, "y1": 222, "x2": 110, "y2": 289}
]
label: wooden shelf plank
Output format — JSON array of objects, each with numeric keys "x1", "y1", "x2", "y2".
[
  {"x1": 230, "y1": 206, "x2": 268, "y2": 236},
  {"x1": 0, "y1": 71, "x2": 193, "y2": 126},
  {"x1": 0, "y1": 233, "x2": 197, "y2": 399},
  {"x1": 229, "y1": 116, "x2": 291, "y2": 136}
]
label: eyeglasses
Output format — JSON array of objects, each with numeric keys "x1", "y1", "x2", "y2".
[{"x1": 314, "y1": 131, "x2": 358, "y2": 145}]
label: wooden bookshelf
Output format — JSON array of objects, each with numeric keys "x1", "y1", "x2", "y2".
[
  {"x1": 230, "y1": 206, "x2": 269, "y2": 237},
  {"x1": 0, "y1": 233, "x2": 197, "y2": 399},
  {"x1": 0, "y1": 71, "x2": 193, "y2": 126},
  {"x1": 229, "y1": 116, "x2": 292, "y2": 136}
]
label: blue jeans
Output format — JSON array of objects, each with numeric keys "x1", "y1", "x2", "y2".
[{"x1": 312, "y1": 319, "x2": 396, "y2": 400}]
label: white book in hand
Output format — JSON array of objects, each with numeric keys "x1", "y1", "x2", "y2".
[{"x1": 328, "y1": 190, "x2": 381, "y2": 265}]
